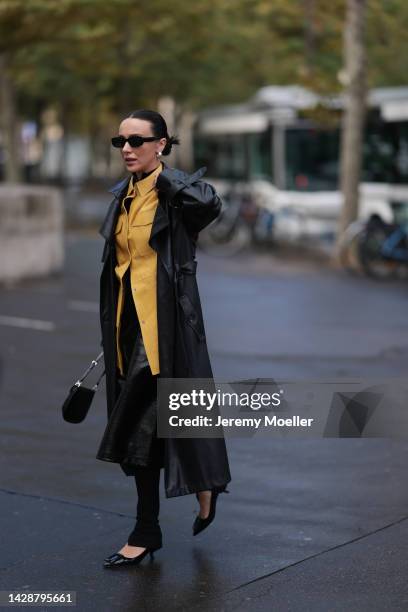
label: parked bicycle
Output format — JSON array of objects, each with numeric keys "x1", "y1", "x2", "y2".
[
  {"x1": 198, "y1": 185, "x2": 275, "y2": 256},
  {"x1": 339, "y1": 201, "x2": 408, "y2": 279}
]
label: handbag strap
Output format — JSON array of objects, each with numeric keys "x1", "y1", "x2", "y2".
[
  {"x1": 92, "y1": 368, "x2": 106, "y2": 391},
  {"x1": 74, "y1": 350, "x2": 105, "y2": 387}
]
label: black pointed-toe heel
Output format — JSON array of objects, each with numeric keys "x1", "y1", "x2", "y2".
[
  {"x1": 103, "y1": 545, "x2": 162, "y2": 568},
  {"x1": 193, "y1": 486, "x2": 229, "y2": 536}
]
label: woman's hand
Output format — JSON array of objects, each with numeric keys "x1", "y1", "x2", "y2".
[
  {"x1": 155, "y1": 168, "x2": 184, "y2": 199},
  {"x1": 154, "y1": 166, "x2": 220, "y2": 233}
]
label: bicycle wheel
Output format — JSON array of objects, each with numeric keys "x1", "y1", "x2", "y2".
[
  {"x1": 359, "y1": 226, "x2": 400, "y2": 279},
  {"x1": 198, "y1": 217, "x2": 251, "y2": 256},
  {"x1": 198, "y1": 196, "x2": 252, "y2": 257}
]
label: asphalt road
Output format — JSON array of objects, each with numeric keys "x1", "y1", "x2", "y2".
[{"x1": 0, "y1": 232, "x2": 408, "y2": 612}]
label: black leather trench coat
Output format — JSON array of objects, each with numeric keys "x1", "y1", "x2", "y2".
[{"x1": 96, "y1": 161, "x2": 232, "y2": 498}]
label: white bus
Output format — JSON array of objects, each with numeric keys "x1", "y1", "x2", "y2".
[{"x1": 193, "y1": 85, "x2": 408, "y2": 245}]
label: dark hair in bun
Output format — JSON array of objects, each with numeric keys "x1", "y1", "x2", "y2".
[{"x1": 128, "y1": 109, "x2": 180, "y2": 155}]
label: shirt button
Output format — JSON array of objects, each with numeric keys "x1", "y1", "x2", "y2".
[{"x1": 141, "y1": 320, "x2": 145, "y2": 324}]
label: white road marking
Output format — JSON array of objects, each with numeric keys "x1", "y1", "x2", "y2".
[
  {"x1": 68, "y1": 300, "x2": 99, "y2": 313},
  {"x1": 0, "y1": 315, "x2": 56, "y2": 332}
]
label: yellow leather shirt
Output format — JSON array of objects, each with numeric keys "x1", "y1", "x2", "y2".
[{"x1": 114, "y1": 162, "x2": 163, "y2": 376}]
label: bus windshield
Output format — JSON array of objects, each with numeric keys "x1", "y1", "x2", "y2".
[
  {"x1": 193, "y1": 111, "x2": 408, "y2": 190},
  {"x1": 285, "y1": 115, "x2": 408, "y2": 191}
]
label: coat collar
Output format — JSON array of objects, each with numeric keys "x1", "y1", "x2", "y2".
[
  {"x1": 107, "y1": 175, "x2": 130, "y2": 197},
  {"x1": 99, "y1": 161, "x2": 172, "y2": 247},
  {"x1": 99, "y1": 160, "x2": 207, "y2": 243}
]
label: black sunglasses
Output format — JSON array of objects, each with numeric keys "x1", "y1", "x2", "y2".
[{"x1": 111, "y1": 134, "x2": 161, "y2": 148}]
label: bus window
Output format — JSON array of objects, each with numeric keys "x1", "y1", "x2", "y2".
[
  {"x1": 285, "y1": 127, "x2": 340, "y2": 191},
  {"x1": 363, "y1": 112, "x2": 408, "y2": 184},
  {"x1": 193, "y1": 133, "x2": 247, "y2": 180},
  {"x1": 247, "y1": 130, "x2": 273, "y2": 181}
]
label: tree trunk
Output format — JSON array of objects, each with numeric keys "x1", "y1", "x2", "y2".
[
  {"x1": 0, "y1": 53, "x2": 22, "y2": 183},
  {"x1": 335, "y1": 0, "x2": 367, "y2": 255}
]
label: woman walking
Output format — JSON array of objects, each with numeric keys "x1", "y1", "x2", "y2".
[{"x1": 96, "y1": 109, "x2": 231, "y2": 568}]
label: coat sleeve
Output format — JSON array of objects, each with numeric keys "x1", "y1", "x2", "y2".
[{"x1": 156, "y1": 166, "x2": 222, "y2": 234}]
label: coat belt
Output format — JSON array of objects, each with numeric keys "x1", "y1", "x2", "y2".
[{"x1": 174, "y1": 260, "x2": 197, "y2": 278}]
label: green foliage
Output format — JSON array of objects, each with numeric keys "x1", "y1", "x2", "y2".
[
  {"x1": 366, "y1": 0, "x2": 408, "y2": 87},
  {"x1": 0, "y1": 0, "x2": 407, "y2": 131}
]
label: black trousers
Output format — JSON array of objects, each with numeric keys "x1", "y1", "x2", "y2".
[
  {"x1": 119, "y1": 268, "x2": 163, "y2": 547},
  {"x1": 127, "y1": 465, "x2": 162, "y2": 547}
]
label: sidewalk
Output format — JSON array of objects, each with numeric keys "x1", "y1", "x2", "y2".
[
  {"x1": 2, "y1": 442, "x2": 408, "y2": 612},
  {"x1": 1, "y1": 233, "x2": 408, "y2": 611}
]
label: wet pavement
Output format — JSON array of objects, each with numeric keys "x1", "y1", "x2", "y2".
[{"x1": 0, "y1": 231, "x2": 408, "y2": 611}]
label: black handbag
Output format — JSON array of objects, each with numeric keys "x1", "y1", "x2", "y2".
[{"x1": 62, "y1": 350, "x2": 105, "y2": 423}]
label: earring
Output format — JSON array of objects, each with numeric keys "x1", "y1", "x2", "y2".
[{"x1": 156, "y1": 151, "x2": 162, "y2": 158}]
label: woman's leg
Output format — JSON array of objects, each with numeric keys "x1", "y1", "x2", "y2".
[
  {"x1": 117, "y1": 270, "x2": 163, "y2": 551},
  {"x1": 127, "y1": 465, "x2": 162, "y2": 549}
]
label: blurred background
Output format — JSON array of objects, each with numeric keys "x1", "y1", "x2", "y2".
[
  {"x1": 1, "y1": 2, "x2": 408, "y2": 606},
  {"x1": 1, "y1": 0, "x2": 408, "y2": 271}
]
